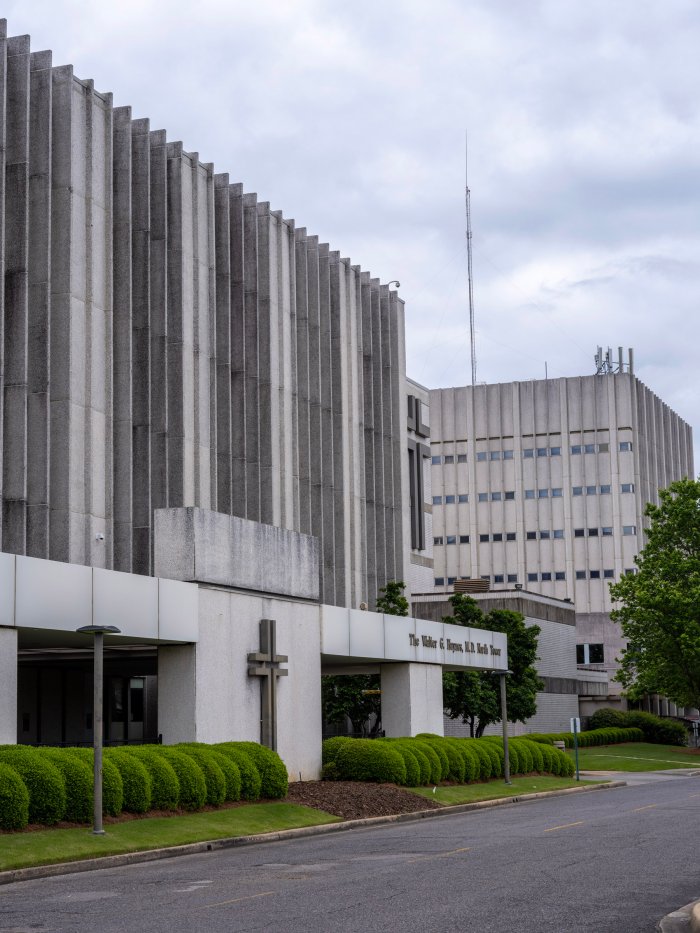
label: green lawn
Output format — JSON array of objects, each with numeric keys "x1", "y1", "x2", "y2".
[
  {"x1": 569, "y1": 742, "x2": 700, "y2": 772},
  {"x1": 410, "y1": 775, "x2": 595, "y2": 806},
  {"x1": 0, "y1": 804, "x2": 339, "y2": 872}
]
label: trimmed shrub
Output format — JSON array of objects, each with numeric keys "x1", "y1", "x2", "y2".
[
  {"x1": 152, "y1": 747, "x2": 207, "y2": 811},
  {"x1": 322, "y1": 737, "x2": 353, "y2": 766},
  {"x1": 449, "y1": 740, "x2": 479, "y2": 782},
  {"x1": 64, "y1": 748, "x2": 123, "y2": 816},
  {"x1": 506, "y1": 742, "x2": 520, "y2": 775},
  {"x1": 404, "y1": 743, "x2": 431, "y2": 785},
  {"x1": 410, "y1": 740, "x2": 443, "y2": 784},
  {"x1": 0, "y1": 746, "x2": 66, "y2": 825},
  {"x1": 37, "y1": 748, "x2": 92, "y2": 822},
  {"x1": 333, "y1": 740, "x2": 407, "y2": 784},
  {"x1": 481, "y1": 738, "x2": 505, "y2": 776},
  {"x1": 213, "y1": 745, "x2": 262, "y2": 801},
  {"x1": 176, "y1": 746, "x2": 226, "y2": 806},
  {"x1": 229, "y1": 743, "x2": 288, "y2": 799},
  {"x1": 476, "y1": 740, "x2": 502, "y2": 778},
  {"x1": 121, "y1": 747, "x2": 179, "y2": 810},
  {"x1": 547, "y1": 746, "x2": 562, "y2": 775},
  {"x1": 520, "y1": 739, "x2": 544, "y2": 773},
  {"x1": 589, "y1": 708, "x2": 627, "y2": 730},
  {"x1": 105, "y1": 749, "x2": 152, "y2": 813},
  {"x1": 208, "y1": 751, "x2": 242, "y2": 802},
  {"x1": 415, "y1": 736, "x2": 450, "y2": 780},
  {"x1": 625, "y1": 712, "x2": 687, "y2": 746},
  {"x1": 538, "y1": 743, "x2": 554, "y2": 774},
  {"x1": 0, "y1": 762, "x2": 29, "y2": 830},
  {"x1": 463, "y1": 741, "x2": 491, "y2": 781},
  {"x1": 380, "y1": 741, "x2": 421, "y2": 786},
  {"x1": 557, "y1": 748, "x2": 575, "y2": 777},
  {"x1": 511, "y1": 740, "x2": 533, "y2": 774}
]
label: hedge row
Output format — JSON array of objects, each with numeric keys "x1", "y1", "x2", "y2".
[
  {"x1": 588, "y1": 709, "x2": 688, "y2": 746},
  {"x1": 527, "y1": 727, "x2": 644, "y2": 748},
  {"x1": 0, "y1": 741, "x2": 287, "y2": 832},
  {"x1": 321, "y1": 734, "x2": 574, "y2": 785}
]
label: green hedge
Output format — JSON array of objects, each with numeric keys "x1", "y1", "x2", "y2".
[
  {"x1": 213, "y1": 745, "x2": 262, "y2": 801},
  {"x1": 37, "y1": 747, "x2": 93, "y2": 822},
  {"x1": 589, "y1": 709, "x2": 688, "y2": 746},
  {"x1": 410, "y1": 741, "x2": 442, "y2": 784},
  {"x1": 379, "y1": 740, "x2": 421, "y2": 786},
  {"x1": 0, "y1": 746, "x2": 66, "y2": 825},
  {"x1": 150, "y1": 748, "x2": 207, "y2": 811},
  {"x1": 0, "y1": 762, "x2": 30, "y2": 830},
  {"x1": 462, "y1": 739, "x2": 492, "y2": 780},
  {"x1": 121, "y1": 747, "x2": 180, "y2": 810},
  {"x1": 105, "y1": 749, "x2": 152, "y2": 813},
  {"x1": 528, "y1": 727, "x2": 644, "y2": 748},
  {"x1": 331, "y1": 739, "x2": 407, "y2": 784},
  {"x1": 229, "y1": 743, "x2": 288, "y2": 799},
  {"x1": 64, "y1": 748, "x2": 124, "y2": 816},
  {"x1": 176, "y1": 746, "x2": 226, "y2": 806}
]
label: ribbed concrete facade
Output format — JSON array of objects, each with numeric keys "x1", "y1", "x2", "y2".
[{"x1": 0, "y1": 23, "x2": 408, "y2": 607}]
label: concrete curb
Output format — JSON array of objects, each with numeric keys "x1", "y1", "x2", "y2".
[
  {"x1": 658, "y1": 897, "x2": 700, "y2": 932},
  {"x1": 0, "y1": 780, "x2": 626, "y2": 886}
]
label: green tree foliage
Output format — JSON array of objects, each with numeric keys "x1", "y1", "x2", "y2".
[
  {"x1": 442, "y1": 595, "x2": 544, "y2": 737},
  {"x1": 376, "y1": 580, "x2": 409, "y2": 616},
  {"x1": 610, "y1": 478, "x2": 700, "y2": 709}
]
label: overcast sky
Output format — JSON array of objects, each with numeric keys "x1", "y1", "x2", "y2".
[{"x1": 6, "y1": 0, "x2": 700, "y2": 464}]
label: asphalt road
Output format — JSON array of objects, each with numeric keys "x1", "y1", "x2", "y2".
[{"x1": 2, "y1": 774, "x2": 699, "y2": 933}]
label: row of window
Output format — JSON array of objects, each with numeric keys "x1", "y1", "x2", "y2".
[
  {"x1": 431, "y1": 442, "x2": 633, "y2": 465},
  {"x1": 434, "y1": 525, "x2": 636, "y2": 545},
  {"x1": 432, "y1": 483, "x2": 634, "y2": 506},
  {"x1": 434, "y1": 569, "x2": 636, "y2": 587}
]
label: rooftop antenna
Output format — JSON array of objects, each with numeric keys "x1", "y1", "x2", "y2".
[{"x1": 466, "y1": 132, "x2": 477, "y2": 387}]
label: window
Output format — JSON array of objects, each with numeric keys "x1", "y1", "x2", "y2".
[
  {"x1": 584, "y1": 443, "x2": 596, "y2": 454},
  {"x1": 459, "y1": 534, "x2": 470, "y2": 544},
  {"x1": 540, "y1": 530, "x2": 550, "y2": 540},
  {"x1": 573, "y1": 486, "x2": 583, "y2": 496},
  {"x1": 491, "y1": 491, "x2": 502, "y2": 501},
  {"x1": 457, "y1": 453, "x2": 467, "y2": 463},
  {"x1": 523, "y1": 448, "x2": 534, "y2": 458},
  {"x1": 434, "y1": 577, "x2": 444, "y2": 586},
  {"x1": 555, "y1": 571, "x2": 566, "y2": 581},
  {"x1": 507, "y1": 574, "x2": 518, "y2": 583},
  {"x1": 444, "y1": 455, "x2": 454, "y2": 464},
  {"x1": 538, "y1": 488, "x2": 549, "y2": 498},
  {"x1": 478, "y1": 492, "x2": 488, "y2": 502},
  {"x1": 623, "y1": 525, "x2": 636, "y2": 536},
  {"x1": 526, "y1": 531, "x2": 537, "y2": 540},
  {"x1": 550, "y1": 446, "x2": 561, "y2": 456},
  {"x1": 527, "y1": 572, "x2": 538, "y2": 582},
  {"x1": 492, "y1": 533, "x2": 503, "y2": 542},
  {"x1": 479, "y1": 534, "x2": 489, "y2": 543},
  {"x1": 445, "y1": 495, "x2": 455, "y2": 504},
  {"x1": 541, "y1": 572, "x2": 552, "y2": 582},
  {"x1": 590, "y1": 570, "x2": 600, "y2": 579},
  {"x1": 588, "y1": 527, "x2": 598, "y2": 537},
  {"x1": 571, "y1": 445, "x2": 582, "y2": 455},
  {"x1": 433, "y1": 496, "x2": 442, "y2": 505},
  {"x1": 624, "y1": 567, "x2": 636, "y2": 576},
  {"x1": 476, "y1": 451, "x2": 487, "y2": 462},
  {"x1": 598, "y1": 442, "x2": 609, "y2": 453},
  {"x1": 525, "y1": 489, "x2": 535, "y2": 499},
  {"x1": 446, "y1": 535, "x2": 456, "y2": 545},
  {"x1": 575, "y1": 570, "x2": 586, "y2": 580},
  {"x1": 458, "y1": 493, "x2": 469, "y2": 503},
  {"x1": 447, "y1": 577, "x2": 457, "y2": 585},
  {"x1": 494, "y1": 574, "x2": 504, "y2": 583},
  {"x1": 490, "y1": 451, "x2": 501, "y2": 461},
  {"x1": 553, "y1": 529, "x2": 564, "y2": 539},
  {"x1": 619, "y1": 441, "x2": 633, "y2": 452},
  {"x1": 621, "y1": 483, "x2": 635, "y2": 493},
  {"x1": 577, "y1": 643, "x2": 605, "y2": 664},
  {"x1": 431, "y1": 455, "x2": 442, "y2": 465},
  {"x1": 600, "y1": 484, "x2": 611, "y2": 494},
  {"x1": 503, "y1": 450, "x2": 514, "y2": 460},
  {"x1": 602, "y1": 526, "x2": 613, "y2": 536},
  {"x1": 506, "y1": 532, "x2": 516, "y2": 541},
  {"x1": 551, "y1": 487, "x2": 563, "y2": 497},
  {"x1": 433, "y1": 536, "x2": 443, "y2": 545},
  {"x1": 537, "y1": 448, "x2": 548, "y2": 457},
  {"x1": 603, "y1": 569, "x2": 614, "y2": 579},
  {"x1": 575, "y1": 528, "x2": 585, "y2": 537},
  {"x1": 480, "y1": 575, "x2": 490, "y2": 582},
  {"x1": 586, "y1": 485, "x2": 597, "y2": 496},
  {"x1": 505, "y1": 490, "x2": 515, "y2": 500}
]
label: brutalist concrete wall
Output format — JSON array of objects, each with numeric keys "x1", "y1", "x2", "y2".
[{"x1": 0, "y1": 22, "x2": 406, "y2": 607}]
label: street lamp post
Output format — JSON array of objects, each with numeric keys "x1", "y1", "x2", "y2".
[
  {"x1": 499, "y1": 670, "x2": 513, "y2": 785},
  {"x1": 77, "y1": 624, "x2": 121, "y2": 835}
]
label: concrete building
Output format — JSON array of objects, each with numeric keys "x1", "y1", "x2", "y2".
[
  {"x1": 405, "y1": 378, "x2": 433, "y2": 595},
  {"x1": 428, "y1": 363, "x2": 694, "y2": 705}
]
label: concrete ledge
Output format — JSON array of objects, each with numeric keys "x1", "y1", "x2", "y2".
[{"x1": 0, "y1": 780, "x2": 625, "y2": 886}]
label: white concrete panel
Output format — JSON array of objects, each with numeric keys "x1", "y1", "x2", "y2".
[
  {"x1": 0, "y1": 553, "x2": 15, "y2": 627},
  {"x1": 0, "y1": 628, "x2": 18, "y2": 743},
  {"x1": 383, "y1": 613, "x2": 417, "y2": 662},
  {"x1": 320, "y1": 603, "x2": 350, "y2": 657},
  {"x1": 381, "y1": 662, "x2": 444, "y2": 737},
  {"x1": 158, "y1": 643, "x2": 197, "y2": 743},
  {"x1": 158, "y1": 578, "x2": 199, "y2": 642},
  {"x1": 93, "y1": 567, "x2": 158, "y2": 638},
  {"x1": 15, "y1": 555, "x2": 92, "y2": 631},
  {"x1": 348, "y1": 607, "x2": 384, "y2": 659}
]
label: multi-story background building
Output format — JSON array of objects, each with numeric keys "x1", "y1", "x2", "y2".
[{"x1": 428, "y1": 359, "x2": 694, "y2": 701}]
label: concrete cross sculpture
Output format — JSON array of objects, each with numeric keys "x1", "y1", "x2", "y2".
[{"x1": 247, "y1": 618, "x2": 288, "y2": 751}]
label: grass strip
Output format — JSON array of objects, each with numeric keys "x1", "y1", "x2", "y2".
[
  {"x1": 410, "y1": 775, "x2": 599, "y2": 806},
  {"x1": 0, "y1": 803, "x2": 339, "y2": 872},
  {"x1": 568, "y1": 742, "x2": 700, "y2": 772}
]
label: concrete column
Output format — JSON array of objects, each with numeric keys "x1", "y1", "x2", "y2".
[
  {"x1": 294, "y1": 227, "x2": 312, "y2": 537},
  {"x1": 149, "y1": 128, "x2": 168, "y2": 518},
  {"x1": 360, "y1": 271, "x2": 377, "y2": 606},
  {"x1": 214, "y1": 172, "x2": 232, "y2": 514},
  {"x1": 0, "y1": 627, "x2": 18, "y2": 743},
  {"x1": 318, "y1": 242, "x2": 336, "y2": 605},
  {"x1": 381, "y1": 662, "x2": 444, "y2": 737},
  {"x1": 242, "y1": 191, "x2": 260, "y2": 521},
  {"x1": 158, "y1": 644, "x2": 196, "y2": 744},
  {"x1": 229, "y1": 182, "x2": 247, "y2": 519}
]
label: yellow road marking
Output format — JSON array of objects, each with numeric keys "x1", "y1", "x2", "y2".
[
  {"x1": 544, "y1": 821, "x2": 584, "y2": 833},
  {"x1": 631, "y1": 804, "x2": 657, "y2": 812},
  {"x1": 407, "y1": 846, "x2": 471, "y2": 863},
  {"x1": 200, "y1": 892, "x2": 274, "y2": 909}
]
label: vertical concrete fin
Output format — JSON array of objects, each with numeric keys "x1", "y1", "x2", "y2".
[
  {"x1": 214, "y1": 172, "x2": 232, "y2": 513},
  {"x1": 149, "y1": 128, "x2": 168, "y2": 519},
  {"x1": 242, "y1": 191, "x2": 260, "y2": 521},
  {"x1": 229, "y1": 181, "x2": 246, "y2": 517},
  {"x1": 0, "y1": 29, "x2": 7, "y2": 549},
  {"x1": 294, "y1": 226, "x2": 311, "y2": 537}
]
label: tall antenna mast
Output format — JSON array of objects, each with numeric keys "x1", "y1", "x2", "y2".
[{"x1": 466, "y1": 133, "x2": 477, "y2": 386}]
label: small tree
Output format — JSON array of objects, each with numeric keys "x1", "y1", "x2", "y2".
[
  {"x1": 610, "y1": 478, "x2": 700, "y2": 709},
  {"x1": 376, "y1": 580, "x2": 409, "y2": 616},
  {"x1": 442, "y1": 595, "x2": 543, "y2": 736}
]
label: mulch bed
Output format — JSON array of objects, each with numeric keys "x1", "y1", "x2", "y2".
[{"x1": 284, "y1": 781, "x2": 442, "y2": 821}]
